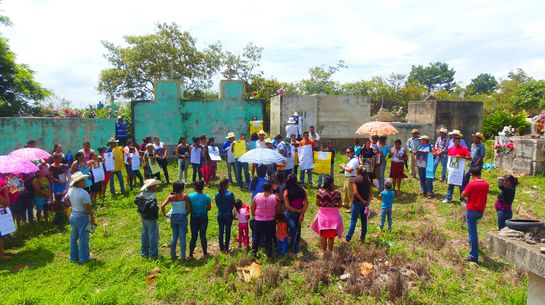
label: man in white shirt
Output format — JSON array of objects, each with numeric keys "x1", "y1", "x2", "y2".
[
  {"x1": 285, "y1": 117, "x2": 299, "y2": 138},
  {"x1": 340, "y1": 147, "x2": 359, "y2": 210},
  {"x1": 309, "y1": 126, "x2": 320, "y2": 142},
  {"x1": 256, "y1": 130, "x2": 267, "y2": 148}
]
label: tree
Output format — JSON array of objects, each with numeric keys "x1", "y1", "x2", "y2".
[
  {"x1": 510, "y1": 80, "x2": 545, "y2": 113},
  {"x1": 0, "y1": 12, "x2": 50, "y2": 116},
  {"x1": 407, "y1": 62, "x2": 456, "y2": 93},
  {"x1": 298, "y1": 61, "x2": 346, "y2": 95},
  {"x1": 98, "y1": 23, "x2": 224, "y2": 100},
  {"x1": 466, "y1": 73, "x2": 497, "y2": 95},
  {"x1": 223, "y1": 42, "x2": 264, "y2": 85},
  {"x1": 507, "y1": 68, "x2": 533, "y2": 83}
]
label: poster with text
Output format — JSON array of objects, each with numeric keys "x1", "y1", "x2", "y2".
[
  {"x1": 208, "y1": 146, "x2": 222, "y2": 161},
  {"x1": 104, "y1": 152, "x2": 115, "y2": 171},
  {"x1": 298, "y1": 145, "x2": 314, "y2": 170},
  {"x1": 0, "y1": 207, "x2": 16, "y2": 236},
  {"x1": 447, "y1": 157, "x2": 466, "y2": 186},
  {"x1": 313, "y1": 152, "x2": 331, "y2": 174}
]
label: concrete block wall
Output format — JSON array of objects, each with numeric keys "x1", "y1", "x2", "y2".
[
  {"x1": 0, "y1": 117, "x2": 116, "y2": 155},
  {"x1": 495, "y1": 136, "x2": 545, "y2": 175}
]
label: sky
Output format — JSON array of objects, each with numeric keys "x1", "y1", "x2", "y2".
[{"x1": 2, "y1": 0, "x2": 545, "y2": 107}]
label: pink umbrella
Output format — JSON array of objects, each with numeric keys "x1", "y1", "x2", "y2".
[
  {"x1": 0, "y1": 155, "x2": 40, "y2": 174},
  {"x1": 10, "y1": 147, "x2": 52, "y2": 161}
]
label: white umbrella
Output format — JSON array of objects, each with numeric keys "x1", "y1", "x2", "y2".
[{"x1": 238, "y1": 148, "x2": 284, "y2": 165}]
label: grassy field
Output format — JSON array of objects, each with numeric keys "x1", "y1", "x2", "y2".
[{"x1": 1, "y1": 142, "x2": 543, "y2": 304}]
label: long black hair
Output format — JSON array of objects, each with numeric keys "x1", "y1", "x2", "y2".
[
  {"x1": 285, "y1": 174, "x2": 305, "y2": 200},
  {"x1": 172, "y1": 181, "x2": 184, "y2": 194},
  {"x1": 323, "y1": 175, "x2": 334, "y2": 190},
  {"x1": 218, "y1": 177, "x2": 229, "y2": 195}
]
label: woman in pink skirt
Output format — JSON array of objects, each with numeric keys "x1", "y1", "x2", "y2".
[
  {"x1": 388, "y1": 139, "x2": 408, "y2": 194},
  {"x1": 312, "y1": 175, "x2": 343, "y2": 258}
]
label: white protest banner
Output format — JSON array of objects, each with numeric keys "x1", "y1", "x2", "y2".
[
  {"x1": 298, "y1": 144, "x2": 314, "y2": 170},
  {"x1": 104, "y1": 152, "x2": 115, "y2": 171},
  {"x1": 91, "y1": 163, "x2": 105, "y2": 183},
  {"x1": 447, "y1": 157, "x2": 466, "y2": 186},
  {"x1": 208, "y1": 146, "x2": 222, "y2": 161},
  {"x1": 0, "y1": 207, "x2": 16, "y2": 236},
  {"x1": 131, "y1": 154, "x2": 141, "y2": 171}
]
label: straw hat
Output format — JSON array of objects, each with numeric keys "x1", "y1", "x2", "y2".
[
  {"x1": 418, "y1": 135, "x2": 429, "y2": 141},
  {"x1": 225, "y1": 132, "x2": 235, "y2": 139},
  {"x1": 473, "y1": 132, "x2": 485, "y2": 141},
  {"x1": 411, "y1": 129, "x2": 420, "y2": 134},
  {"x1": 70, "y1": 171, "x2": 89, "y2": 187},
  {"x1": 287, "y1": 117, "x2": 296, "y2": 124},
  {"x1": 449, "y1": 129, "x2": 463, "y2": 137},
  {"x1": 264, "y1": 138, "x2": 273, "y2": 144},
  {"x1": 141, "y1": 179, "x2": 161, "y2": 191},
  {"x1": 107, "y1": 137, "x2": 119, "y2": 144},
  {"x1": 257, "y1": 130, "x2": 267, "y2": 136},
  {"x1": 439, "y1": 128, "x2": 448, "y2": 134}
]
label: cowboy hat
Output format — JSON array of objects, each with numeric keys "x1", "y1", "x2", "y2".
[
  {"x1": 473, "y1": 132, "x2": 485, "y2": 140},
  {"x1": 287, "y1": 117, "x2": 296, "y2": 124},
  {"x1": 439, "y1": 128, "x2": 448, "y2": 134},
  {"x1": 257, "y1": 130, "x2": 267, "y2": 136},
  {"x1": 107, "y1": 137, "x2": 119, "y2": 144},
  {"x1": 70, "y1": 171, "x2": 89, "y2": 187},
  {"x1": 411, "y1": 129, "x2": 420, "y2": 134},
  {"x1": 418, "y1": 135, "x2": 429, "y2": 141},
  {"x1": 449, "y1": 129, "x2": 463, "y2": 137},
  {"x1": 141, "y1": 179, "x2": 161, "y2": 191},
  {"x1": 225, "y1": 132, "x2": 235, "y2": 139},
  {"x1": 264, "y1": 138, "x2": 273, "y2": 144}
]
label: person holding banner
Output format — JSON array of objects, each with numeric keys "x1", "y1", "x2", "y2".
[
  {"x1": 107, "y1": 137, "x2": 126, "y2": 195},
  {"x1": 190, "y1": 137, "x2": 203, "y2": 182},
  {"x1": 222, "y1": 133, "x2": 236, "y2": 184},
  {"x1": 153, "y1": 137, "x2": 170, "y2": 184},
  {"x1": 442, "y1": 137, "x2": 471, "y2": 204},
  {"x1": 416, "y1": 136, "x2": 435, "y2": 198},
  {"x1": 126, "y1": 147, "x2": 144, "y2": 190},
  {"x1": 49, "y1": 153, "x2": 69, "y2": 198},
  {"x1": 176, "y1": 137, "x2": 190, "y2": 183},
  {"x1": 0, "y1": 180, "x2": 12, "y2": 259},
  {"x1": 298, "y1": 131, "x2": 316, "y2": 185},
  {"x1": 315, "y1": 143, "x2": 330, "y2": 188},
  {"x1": 87, "y1": 151, "x2": 104, "y2": 205},
  {"x1": 233, "y1": 134, "x2": 250, "y2": 189},
  {"x1": 144, "y1": 144, "x2": 161, "y2": 180}
]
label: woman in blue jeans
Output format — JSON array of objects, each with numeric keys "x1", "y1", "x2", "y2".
[
  {"x1": 188, "y1": 180, "x2": 211, "y2": 259},
  {"x1": 283, "y1": 174, "x2": 308, "y2": 257},
  {"x1": 215, "y1": 178, "x2": 235, "y2": 252},
  {"x1": 161, "y1": 182, "x2": 191, "y2": 261},
  {"x1": 345, "y1": 166, "x2": 372, "y2": 242}
]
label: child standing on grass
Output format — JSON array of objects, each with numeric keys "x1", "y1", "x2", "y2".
[
  {"x1": 495, "y1": 175, "x2": 518, "y2": 230},
  {"x1": 379, "y1": 181, "x2": 395, "y2": 231},
  {"x1": 135, "y1": 179, "x2": 161, "y2": 259},
  {"x1": 234, "y1": 199, "x2": 250, "y2": 250},
  {"x1": 126, "y1": 147, "x2": 144, "y2": 190},
  {"x1": 160, "y1": 182, "x2": 191, "y2": 262},
  {"x1": 275, "y1": 213, "x2": 289, "y2": 257}
]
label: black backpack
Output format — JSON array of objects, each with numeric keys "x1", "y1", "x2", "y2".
[{"x1": 134, "y1": 194, "x2": 159, "y2": 220}]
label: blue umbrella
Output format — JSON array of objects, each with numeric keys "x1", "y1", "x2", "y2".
[{"x1": 238, "y1": 148, "x2": 284, "y2": 165}]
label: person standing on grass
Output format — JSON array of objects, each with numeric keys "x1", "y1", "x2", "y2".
[
  {"x1": 87, "y1": 151, "x2": 103, "y2": 206},
  {"x1": 188, "y1": 180, "x2": 211, "y2": 259},
  {"x1": 71, "y1": 152, "x2": 92, "y2": 192},
  {"x1": 49, "y1": 153, "x2": 69, "y2": 200},
  {"x1": 388, "y1": 139, "x2": 407, "y2": 194},
  {"x1": 190, "y1": 137, "x2": 203, "y2": 182},
  {"x1": 107, "y1": 137, "x2": 126, "y2": 195},
  {"x1": 433, "y1": 128, "x2": 449, "y2": 182},
  {"x1": 79, "y1": 141, "x2": 95, "y2": 163},
  {"x1": 222, "y1": 133, "x2": 236, "y2": 184},
  {"x1": 275, "y1": 213, "x2": 289, "y2": 257},
  {"x1": 370, "y1": 135, "x2": 383, "y2": 189},
  {"x1": 216, "y1": 178, "x2": 235, "y2": 252},
  {"x1": 442, "y1": 137, "x2": 471, "y2": 204},
  {"x1": 406, "y1": 129, "x2": 420, "y2": 178},
  {"x1": 345, "y1": 166, "x2": 373, "y2": 243},
  {"x1": 233, "y1": 133, "x2": 250, "y2": 189},
  {"x1": 340, "y1": 147, "x2": 359, "y2": 210},
  {"x1": 0, "y1": 179, "x2": 11, "y2": 259},
  {"x1": 160, "y1": 181, "x2": 191, "y2": 262},
  {"x1": 136, "y1": 179, "x2": 161, "y2": 259},
  {"x1": 463, "y1": 132, "x2": 486, "y2": 190},
  {"x1": 153, "y1": 137, "x2": 170, "y2": 184},
  {"x1": 416, "y1": 136, "x2": 434, "y2": 199},
  {"x1": 33, "y1": 165, "x2": 52, "y2": 222},
  {"x1": 251, "y1": 182, "x2": 280, "y2": 258},
  {"x1": 496, "y1": 175, "x2": 518, "y2": 230},
  {"x1": 284, "y1": 174, "x2": 308, "y2": 257},
  {"x1": 312, "y1": 175, "x2": 343, "y2": 258},
  {"x1": 298, "y1": 131, "x2": 316, "y2": 185},
  {"x1": 234, "y1": 199, "x2": 250, "y2": 250},
  {"x1": 97, "y1": 147, "x2": 110, "y2": 199},
  {"x1": 126, "y1": 147, "x2": 144, "y2": 190},
  {"x1": 461, "y1": 167, "x2": 489, "y2": 263},
  {"x1": 379, "y1": 181, "x2": 395, "y2": 231},
  {"x1": 144, "y1": 144, "x2": 160, "y2": 180},
  {"x1": 378, "y1": 136, "x2": 389, "y2": 191},
  {"x1": 64, "y1": 172, "x2": 96, "y2": 263},
  {"x1": 115, "y1": 116, "x2": 129, "y2": 147},
  {"x1": 176, "y1": 136, "x2": 190, "y2": 183}
]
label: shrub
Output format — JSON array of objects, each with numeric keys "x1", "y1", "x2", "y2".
[{"x1": 482, "y1": 110, "x2": 530, "y2": 139}]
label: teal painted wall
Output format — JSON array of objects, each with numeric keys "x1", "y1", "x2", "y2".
[
  {"x1": 133, "y1": 80, "x2": 265, "y2": 148},
  {"x1": 0, "y1": 118, "x2": 116, "y2": 155}
]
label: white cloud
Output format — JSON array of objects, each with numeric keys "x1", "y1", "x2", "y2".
[{"x1": 2, "y1": 0, "x2": 545, "y2": 107}]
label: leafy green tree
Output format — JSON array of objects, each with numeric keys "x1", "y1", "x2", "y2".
[
  {"x1": 0, "y1": 12, "x2": 50, "y2": 116},
  {"x1": 98, "y1": 23, "x2": 223, "y2": 100},
  {"x1": 466, "y1": 73, "x2": 497, "y2": 95},
  {"x1": 223, "y1": 42, "x2": 264, "y2": 85},
  {"x1": 298, "y1": 61, "x2": 346, "y2": 95},
  {"x1": 507, "y1": 68, "x2": 533, "y2": 83},
  {"x1": 482, "y1": 110, "x2": 530, "y2": 138},
  {"x1": 407, "y1": 62, "x2": 456, "y2": 93},
  {"x1": 510, "y1": 80, "x2": 545, "y2": 113}
]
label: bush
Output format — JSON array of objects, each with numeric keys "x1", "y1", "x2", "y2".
[{"x1": 482, "y1": 110, "x2": 530, "y2": 139}]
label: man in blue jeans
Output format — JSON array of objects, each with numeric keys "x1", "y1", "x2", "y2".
[
  {"x1": 433, "y1": 128, "x2": 449, "y2": 181},
  {"x1": 345, "y1": 166, "x2": 372, "y2": 242},
  {"x1": 461, "y1": 167, "x2": 489, "y2": 263},
  {"x1": 136, "y1": 179, "x2": 161, "y2": 259}
]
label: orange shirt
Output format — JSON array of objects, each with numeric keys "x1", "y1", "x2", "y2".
[
  {"x1": 276, "y1": 221, "x2": 289, "y2": 241},
  {"x1": 299, "y1": 138, "x2": 316, "y2": 150}
]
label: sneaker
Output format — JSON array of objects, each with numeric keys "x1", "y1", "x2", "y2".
[
  {"x1": 442, "y1": 199, "x2": 450, "y2": 204},
  {"x1": 465, "y1": 257, "x2": 478, "y2": 263}
]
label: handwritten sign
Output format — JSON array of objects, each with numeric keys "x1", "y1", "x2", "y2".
[
  {"x1": 104, "y1": 152, "x2": 115, "y2": 171},
  {"x1": 91, "y1": 163, "x2": 105, "y2": 183},
  {"x1": 0, "y1": 207, "x2": 16, "y2": 236},
  {"x1": 447, "y1": 157, "x2": 466, "y2": 186},
  {"x1": 208, "y1": 146, "x2": 222, "y2": 161}
]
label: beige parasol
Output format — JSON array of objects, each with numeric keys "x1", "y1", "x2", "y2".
[{"x1": 355, "y1": 121, "x2": 398, "y2": 136}]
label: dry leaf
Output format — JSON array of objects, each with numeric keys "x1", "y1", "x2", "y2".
[
  {"x1": 237, "y1": 262, "x2": 261, "y2": 283},
  {"x1": 360, "y1": 262, "x2": 374, "y2": 276}
]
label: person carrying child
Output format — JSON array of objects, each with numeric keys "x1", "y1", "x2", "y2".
[
  {"x1": 135, "y1": 179, "x2": 161, "y2": 259},
  {"x1": 275, "y1": 213, "x2": 289, "y2": 257},
  {"x1": 160, "y1": 181, "x2": 191, "y2": 261},
  {"x1": 379, "y1": 180, "x2": 395, "y2": 231},
  {"x1": 33, "y1": 164, "x2": 52, "y2": 222},
  {"x1": 495, "y1": 175, "x2": 518, "y2": 230},
  {"x1": 234, "y1": 199, "x2": 250, "y2": 250}
]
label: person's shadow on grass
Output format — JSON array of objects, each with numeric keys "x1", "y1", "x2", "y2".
[{"x1": 0, "y1": 246, "x2": 54, "y2": 273}]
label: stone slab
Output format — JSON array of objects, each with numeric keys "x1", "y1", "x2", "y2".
[{"x1": 487, "y1": 231, "x2": 545, "y2": 278}]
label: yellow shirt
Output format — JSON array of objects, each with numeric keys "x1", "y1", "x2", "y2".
[
  {"x1": 233, "y1": 140, "x2": 248, "y2": 159},
  {"x1": 112, "y1": 146, "x2": 124, "y2": 172}
]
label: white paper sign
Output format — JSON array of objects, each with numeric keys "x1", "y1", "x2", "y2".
[
  {"x1": 317, "y1": 152, "x2": 329, "y2": 160},
  {"x1": 208, "y1": 146, "x2": 222, "y2": 161},
  {"x1": 252, "y1": 121, "x2": 261, "y2": 127},
  {"x1": 91, "y1": 163, "x2": 105, "y2": 183},
  {"x1": 131, "y1": 154, "x2": 141, "y2": 171},
  {"x1": 298, "y1": 144, "x2": 314, "y2": 170},
  {"x1": 190, "y1": 147, "x2": 202, "y2": 164},
  {"x1": 447, "y1": 157, "x2": 466, "y2": 186},
  {"x1": 0, "y1": 207, "x2": 16, "y2": 236},
  {"x1": 104, "y1": 152, "x2": 115, "y2": 171}
]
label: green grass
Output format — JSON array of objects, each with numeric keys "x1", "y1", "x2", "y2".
[{"x1": 1, "y1": 141, "x2": 541, "y2": 304}]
